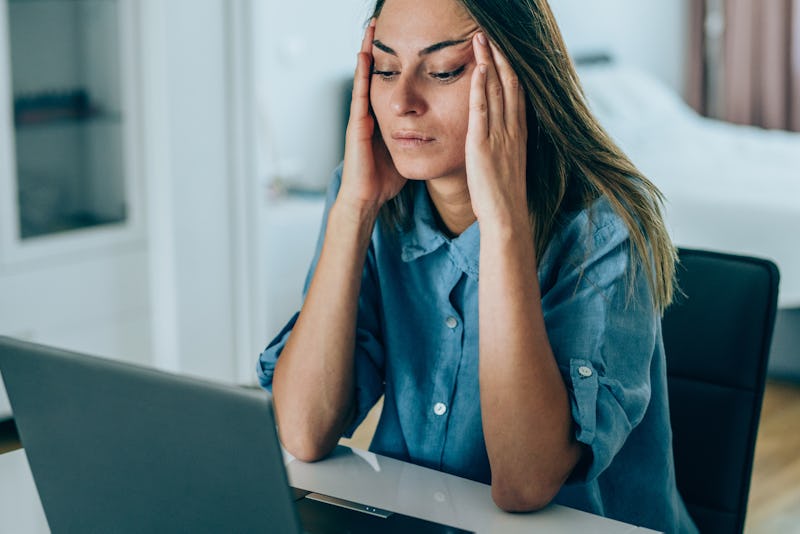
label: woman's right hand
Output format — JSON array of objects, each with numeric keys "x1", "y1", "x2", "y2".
[{"x1": 338, "y1": 19, "x2": 406, "y2": 215}]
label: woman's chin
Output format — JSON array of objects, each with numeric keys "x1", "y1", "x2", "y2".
[{"x1": 392, "y1": 159, "x2": 458, "y2": 182}]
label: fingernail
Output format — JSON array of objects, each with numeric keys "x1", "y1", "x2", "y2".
[
  {"x1": 477, "y1": 32, "x2": 487, "y2": 45},
  {"x1": 479, "y1": 64, "x2": 487, "y2": 74}
]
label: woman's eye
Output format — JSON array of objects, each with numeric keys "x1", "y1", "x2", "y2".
[
  {"x1": 430, "y1": 65, "x2": 466, "y2": 82},
  {"x1": 372, "y1": 69, "x2": 398, "y2": 80}
]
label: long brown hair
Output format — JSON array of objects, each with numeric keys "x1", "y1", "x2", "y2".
[{"x1": 371, "y1": 0, "x2": 677, "y2": 313}]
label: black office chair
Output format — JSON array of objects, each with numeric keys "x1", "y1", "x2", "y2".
[{"x1": 663, "y1": 248, "x2": 780, "y2": 534}]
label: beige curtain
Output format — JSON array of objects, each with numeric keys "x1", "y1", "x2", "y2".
[
  {"x1": 686, "y1": 0, "x2": 707, "y2": 115},
  {"x1": 687, "y1": 0, "x2": 800, "y2": 131},
  {"x1": 793, "y1": 2, "x2": 800, "y2": 130}
]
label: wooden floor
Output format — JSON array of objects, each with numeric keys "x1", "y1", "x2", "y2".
[{"x1": 745, "y1": 380, "x2": 800, "y2": 534}]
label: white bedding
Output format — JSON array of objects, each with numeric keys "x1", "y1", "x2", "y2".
[{"x1": 578, "y1": 63, "x2": 800, "y2": 308}]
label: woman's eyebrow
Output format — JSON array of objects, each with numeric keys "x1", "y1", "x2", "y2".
[{"x1": 373, "y1": 38, "x2": 471, "y2": 57}]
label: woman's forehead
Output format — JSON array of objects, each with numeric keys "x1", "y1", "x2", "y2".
[{"x1": 375, "y1": 0, "x2": 478, "y2": 52}]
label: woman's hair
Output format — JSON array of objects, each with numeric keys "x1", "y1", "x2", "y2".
[{"x1": 371, "y1": 0, "x2": 677, "y2": 313}]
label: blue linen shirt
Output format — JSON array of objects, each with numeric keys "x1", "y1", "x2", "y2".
[{"x1": 258, "y1": 164, "x2": 698, "y2": 533}]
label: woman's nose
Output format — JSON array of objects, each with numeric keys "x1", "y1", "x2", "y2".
[{"x1": 390, "y1": 76, "x2": 427, "y2": 116}]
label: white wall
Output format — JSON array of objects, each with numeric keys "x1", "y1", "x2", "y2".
[
  {"x1": 252, "y1": 0, "x2": 370, "y2": 191},
  {"x1": 549, "y1": 0, "x2": 689, "y2": 95},
  {"x1": 0, "y1": 249, "x2": 151, "y2": 419},
  {"x1": 249, "y1": 1, "x2": 372, "y2": 354},
  {"x1": 141, "y1": 0, "x2": 247, "y2": 383}
]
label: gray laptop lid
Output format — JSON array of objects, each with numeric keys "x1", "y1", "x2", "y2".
[{"x1": 0, "y1": 336, "x2": 302, "y2": 533}]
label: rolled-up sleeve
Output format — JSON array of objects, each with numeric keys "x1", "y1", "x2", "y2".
[
  {"x1": 542, "y1": 210, "x2": 657, "y2": 483},
  {"x1": 256, "y1": 164, "x2": 386, "y2": 437}
]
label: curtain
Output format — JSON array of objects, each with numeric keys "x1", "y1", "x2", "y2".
[
  {"x1": 686, "y1": 0, "x2": 707, "y2": 115},
  {"x1": 793, "y1": 3, "x2": 800, "y2": 130},
  {"x1": 687, "y1": 0, "x2": 800, "y2": 132}
]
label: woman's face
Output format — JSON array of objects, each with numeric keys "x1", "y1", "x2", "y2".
[{"x1": 370, "y1": 0, "x2": 479, "y2": 181}]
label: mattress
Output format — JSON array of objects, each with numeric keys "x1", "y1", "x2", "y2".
[{"x1": 578, "y1": 63, "x2": 800, "y2": 308}]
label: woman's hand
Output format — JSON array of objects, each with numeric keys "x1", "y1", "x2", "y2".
[
  {"x1": 273, "y1": 23, "x2": 406, "y2": 463},
  {"x1": 466, "y1": 32, "x2": 528, "y2": 230},
  {"x1": 468, "y1": 35, "x2": 582, "y2": 512},
  {"x1": 339, "y1": 19, "x2": 406, "y2": 215}
]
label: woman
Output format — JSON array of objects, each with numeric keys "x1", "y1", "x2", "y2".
[{"x1": 258, "y1": 0, "x2": 697, "y2": 531}]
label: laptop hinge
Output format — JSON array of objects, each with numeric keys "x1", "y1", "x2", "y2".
[{"x1": 304, "y1": 492, "x2": 394, "y2": 519}]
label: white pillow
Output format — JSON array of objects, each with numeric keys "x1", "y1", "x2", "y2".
[{"x1": 577, "y1": 63, "x2": 695, "y2": 127}]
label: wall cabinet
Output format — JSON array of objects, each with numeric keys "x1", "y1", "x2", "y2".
[
  {"x1": 1, "y1": 0, "x2": 144, "y2": 262},
  {"x1": 0, "y1": 0, "x2": 290, "y2": 412},
  {"x1": 0, "y1": 0, "x2": 150, "y2": 414}
]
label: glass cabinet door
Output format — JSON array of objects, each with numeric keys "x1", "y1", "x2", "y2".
[{"x1": 7, "y1": 0, "x2": 126, "y2": 240}]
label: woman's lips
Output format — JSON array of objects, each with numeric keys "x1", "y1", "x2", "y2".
[{"x1": 391, "y1": 131, "x2": 435, "y2": 147}]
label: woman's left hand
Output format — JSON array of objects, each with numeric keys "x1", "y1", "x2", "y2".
[{"x1": 466, "y1": 32, "x2": 529, "y2": 229}]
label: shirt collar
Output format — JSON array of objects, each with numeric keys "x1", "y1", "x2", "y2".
[{"x1": 398, "y1": 183, "x2": 481, "y2": 279}]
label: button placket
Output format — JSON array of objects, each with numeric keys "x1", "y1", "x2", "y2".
[{"x1": 424, "y1": 267, "x2": 463, "y2": 468}]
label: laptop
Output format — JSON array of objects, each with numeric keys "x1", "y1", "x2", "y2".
[{"x1": 0, "y1": 336, "x2": 471, "y2": 533}]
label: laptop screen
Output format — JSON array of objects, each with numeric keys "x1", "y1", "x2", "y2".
[{"x1": 0, "y1": 336, "x2": 302, "y2": 533}]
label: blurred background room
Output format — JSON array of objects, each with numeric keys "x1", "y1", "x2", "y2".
[{"x1": 0, "y1": 0, "x2": 797, "y2": 532}]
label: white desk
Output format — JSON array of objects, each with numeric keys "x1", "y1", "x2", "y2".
[
  {"x1": 0, "y1": 449, "x2": 49, "y2": 533},
  {"x1": 1, "y1": 446, "x2": 659, "y2": 533}
]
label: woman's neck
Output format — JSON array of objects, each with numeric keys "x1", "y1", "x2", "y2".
[{"x1": 425, "y1": 177, "x2": 476, "y2": 237}]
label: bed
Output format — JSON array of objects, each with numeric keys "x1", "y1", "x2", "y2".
[{"x1": 576, "y1": 61, "x2": 800, "y2": 310}]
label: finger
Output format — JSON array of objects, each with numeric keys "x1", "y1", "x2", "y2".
[
  {"x1": 518, "y1": 82, "x2": 527, "y2": 139},
  {"x1": 468, "y1": 60, "x2": 488, "y2": 141},
  {"x1": 487, "y1": 39, "x2": 521, "y2": 133},
  {"x1": 473, "y1": 32, "x2": 503, "y2": 132},
  {"x1": 350, "y1": 21, "x2": 376, "y2": 123},
  {"x1": 361, "y1": 18, "x2": 375, "y2": 54}
]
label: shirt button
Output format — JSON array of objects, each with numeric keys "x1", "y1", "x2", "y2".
[
  {"x1": 445, "y1": 316, "x2": 458, "y2": 329},
  {"x1": 433, "y1": 402, "x2": 447, "y2": 416},
  {"x1": 578, "y1": 366, "x2": 593, "y2": 378}
]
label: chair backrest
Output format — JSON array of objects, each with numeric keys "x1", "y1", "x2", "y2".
[{"x1": 663, "y1": 248, "x2": 779, "y2": 534}]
